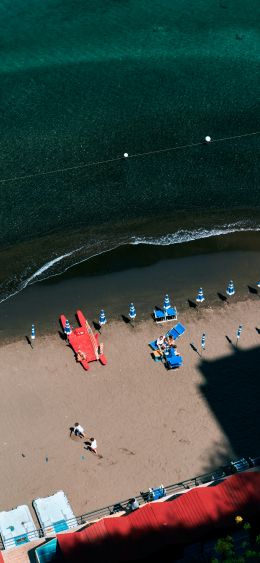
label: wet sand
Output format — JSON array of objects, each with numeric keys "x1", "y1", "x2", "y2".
[{"x1": 0, "y1": 298, "x2": 259, "y2": 523}]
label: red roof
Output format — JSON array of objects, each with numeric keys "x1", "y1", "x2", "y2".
[{"x1": 58, "y1": 472, "x2": 260, "y2": 562}]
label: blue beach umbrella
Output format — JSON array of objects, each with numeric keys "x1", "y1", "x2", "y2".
[
  {"x1": 99, "y1": 309, "x2": 107, "y2": 326},
  {"x1": 163, "y1": 294, "x2": 171, "y2": 310},
  {"x1": 31, "y1": 324, "x2": 36, "y2": 341},
  {"x1": 201, "y1": 333, "x2": 206, "y2": 351},
  {"x1": 129, "y1": 303, "x2": 136, "y2": 320},
  {"x1": 257, "y1": 281, "x2": 260, "y2": 288},
  {"x1": 64, "y1": 319, "x2": 72, "y2": 336},
  {"x1": 196, "y1": 288, "x2": 205, "y2": 303},
  {"x1": 226, "y1": 280, "x2": 235, "y2": 297},
  {"x1": 236, "y1": 324, "x2": 243, "y2": 344}
]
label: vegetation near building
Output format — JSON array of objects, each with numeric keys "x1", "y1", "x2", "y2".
[{"x1": 211, "y1": 522, "x2": 260, "y2": 562}]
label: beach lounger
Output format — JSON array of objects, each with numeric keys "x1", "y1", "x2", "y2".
[
  {"x1": 0, "y1": 505, "x2": 38, "y2": 549},
  {"x1": 33, "y1": 491, "x2": 77, "y2": 536},
  {"x1": 153, "y1": 307, "x2": 177, "y2": 323},
  {"x1": 149, "y1": 322, "x2": 186, "y2": 350},
  {"x1": 230, "y1": 458, "x2": 250, "y2": 473},
  {"x1": 166, "y1": 322, "x2": 186, "y2": 340},
  {"x1": 164, "y1": 349, "x2": 183, "y2": 369},
  {"x1": 148, "y1": 485, "x2": 166, "y2": 501}
]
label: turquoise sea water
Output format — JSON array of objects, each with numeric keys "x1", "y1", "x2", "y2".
[{"x1": 0, "y1": 0, "x2": 259, "y2": 302}]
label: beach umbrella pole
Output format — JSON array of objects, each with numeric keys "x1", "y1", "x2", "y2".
[{"x1": 31, "y1": 324, "x2": 35, "y2": 349}]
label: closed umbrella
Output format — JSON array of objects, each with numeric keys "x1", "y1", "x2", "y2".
[
  {"x1": 201, "y1": 333, "x2": 206, "y2": 353},
  {"x1": 129, "y1": 303, "x2": 136, "y2": 320},
  {"x1": 64, "y1": 319, "x2": 72, "y2": 337},
  {"x1": 31, "y1": 324, "x2": 35, "y2": 348},
  {"x1": 236, "y1": 325, "x2": 243, "y2": 346},
  {"x1": 196, "y1": 288, "x2": 205, "y2": 303},
  {"x1": 257, "y1": 281, "x2": 260, "y2": 288},
  {"x1": 226, "y1": 280, "x2": 235, "y2": 297},
  {"x1": 99, "y1": 309, "x2": 107, "y2": 327},
  {"x1": 163, "y1": 294, "x2": 171, "y2": 310}
]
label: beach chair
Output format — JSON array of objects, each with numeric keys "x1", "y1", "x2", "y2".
[
  {"x1": 152, "y1": 350, "x2": 163, "y2": 362},
  {"x1": 230, "y1": 458, "x2": 250, "y2": 473},
  {"x1": 165, "y1": 350, "x2": 183, "y2": 369},
  {"x1": 148, "y1": 485, "x2": 166, "y2": 501},
  {"x1": 153, "y1": 306, "x2": 177, "y2": 323},
  {"x1": 149, "y1": 322, "x2": 186, "y2": 351},
  {"x1": 248, "y1": 456, "x2": 260, "y2": 468},
  {"x1": 166, "y1": 322, "x2": 186, "y2": 340}
]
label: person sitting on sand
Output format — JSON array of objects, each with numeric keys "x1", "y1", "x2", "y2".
[
  {"x1": 166, "y1": 335, "x2": 175, "y2": 347},
  {"x1": 72, "y1": 423, "x2": 85, "y2": 438},
  {"x1": 156, "y1": 335, "x2": 166, "y2": 351},
  {"x1": 171, "y1": 344, "x2": 180, "y2": 356},
  {"x1": 76, "y1": 349, "x2": 87, "y2": 362}
]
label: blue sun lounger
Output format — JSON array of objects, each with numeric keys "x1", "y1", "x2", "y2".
[
  {"x1": 149, "y1": 322, "x2": 186, "y2": 350},
  {"x1": 166, "y1": 322, "x2": 186, "y2": 340},
  {"x1": 153, "y1": 307, "x2": 177, "y2": 323},
  {"x1": 164, "y1": 349, "x2": 183, "y2": 369}
]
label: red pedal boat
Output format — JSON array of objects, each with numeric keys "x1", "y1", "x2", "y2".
[{"x1": 60, "y1": 310, "x2": 107, "y2": 370}]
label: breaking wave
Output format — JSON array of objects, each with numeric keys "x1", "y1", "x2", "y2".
[{"x1": 0, "y1": 221, "x2": 259, "y2": 305}]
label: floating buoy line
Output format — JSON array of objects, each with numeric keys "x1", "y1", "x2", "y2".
[{"x1": 0, "y1": 130, "x2": 259, "y2": 184}]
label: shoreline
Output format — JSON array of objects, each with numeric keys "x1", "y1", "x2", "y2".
[{"x1": 0, "y1": 244, "x2": 260, "y2": 344}]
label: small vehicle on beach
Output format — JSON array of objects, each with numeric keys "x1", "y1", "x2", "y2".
[{"x1": 60, "y1": 310, "x2": 107, "y2": 370}]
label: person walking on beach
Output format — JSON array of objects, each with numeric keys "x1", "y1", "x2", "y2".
[
  {"x1": 71, "y1": 423, "x2": 85, "y2": 438},
  {"x1": 88, "y1": 437, "x2": 98, "y2": 455}
]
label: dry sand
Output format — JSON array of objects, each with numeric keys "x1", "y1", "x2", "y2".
[{"x1": 0, "y1": 298, "x2": 259, "y2": 523}]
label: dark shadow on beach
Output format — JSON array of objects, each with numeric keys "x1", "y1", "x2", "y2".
[
  {"x1": 248, "y1": 285, "x2": 258, "y2": 295},
  {"x1": 255, "y1": 327, "x2": 260, "y2": 335},
  {"x1": 217, "y1": 292, "x2": 227, "y2": 302},
  {"x1": 25, "y1": 335, "x2": 33, "y2": 348},
  {"x1": 121, "y1": 314, "x2": 131, "y2": 324},
  {"x1": 187, "y1": 299, "x2": 197, "y2": 309},
  {"x1": 92, "y1": 320, "x2": 101, "y2": 332},
  {"x1": 58, "y1": 330, "x2": 67, "y2": 341},
  {"x1": 198, "y1": 345, "x2": 260, "y2": 472},
  {"x1": 225, "y1": 335, "x2": 236, "y2": 351},
  {"x1": 190, "y1": 342, "x2": 200, "y2": 356}
]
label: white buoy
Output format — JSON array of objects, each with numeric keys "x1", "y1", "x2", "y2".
[
  {"x1": 123, "y1": 152, "x2": 129, "y2": 158},
  {"x1": 204, "y1": 136, "x2": 211, "y2": 143}
]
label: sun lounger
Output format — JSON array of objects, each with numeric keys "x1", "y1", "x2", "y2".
[
  {"x1": 164, "y1": 349, "x2": 183, "y2": 369},
  {"x1": 33, "y1": 491, "x2": 77, "y2": 536},
  {"x1": 0, "y1": 505, "x2": 38, "y2": 549},
  {"x1": 231, "y1": 458, "x2": 250, "y2": 473},
  {"x1": 166, "y1": 322, "x2": 186, "y2": 340},
  {"x1": 153, "y1": 307, "x2": 177, "y2": 323},
  {"x1": 149, "y1": 322, "x2": 186, "y2": 350},
  {"x1": 148, "y1": 485, "x2": 166, "y2": 501}
]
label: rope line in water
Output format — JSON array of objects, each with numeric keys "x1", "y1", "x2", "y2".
[{"x1": 0, "y1": 130, "x2": 259, "y2": 184}]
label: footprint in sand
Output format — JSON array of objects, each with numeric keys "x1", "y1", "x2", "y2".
[
  {"x1": 178, "y1": 438, "x2": 191, "y2": 445},
  {"x1": 120, "y1": 448, "x2": 136, "y2": 456}
]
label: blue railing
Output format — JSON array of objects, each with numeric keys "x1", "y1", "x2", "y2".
[{"x1": 1, "y1": 455, "x2": 259, "y2": 550}]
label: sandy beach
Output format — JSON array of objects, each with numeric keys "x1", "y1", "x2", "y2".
[{"x1": 0, "y1": 297, "x2": 259, "y2": 524}]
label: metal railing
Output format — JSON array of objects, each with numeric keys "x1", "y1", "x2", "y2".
[{"x1": 1, "y1": 455, "x2": 259, "y2": 550}]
